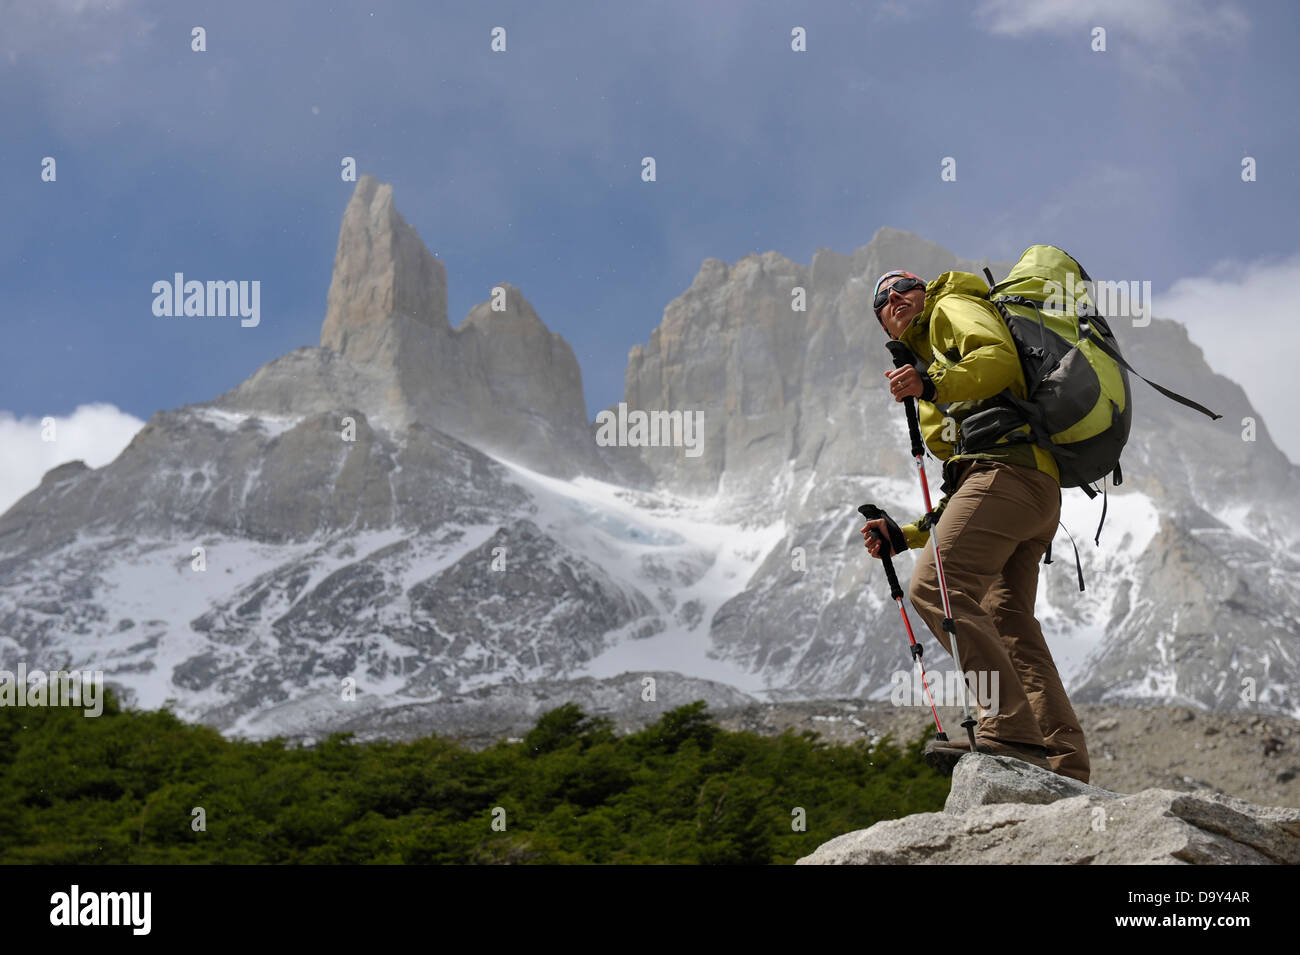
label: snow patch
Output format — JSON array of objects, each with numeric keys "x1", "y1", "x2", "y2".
[
  {"x1": 192, "y1": 407, "x2": 304, "y2": 438},
  {"x1": 483, "y1": 452, "x2": 784, "y2": 695}
]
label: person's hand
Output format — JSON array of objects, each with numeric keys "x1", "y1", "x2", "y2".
[
  {"x1": 885, "y1": 366, "x2": 924, "y2": 402},
  {"x1": 860, "y1": 510, "x2": 908, "y2": 558},
  {"x1": 861, "y1": 518, "x2": 891, "y2": 557}
]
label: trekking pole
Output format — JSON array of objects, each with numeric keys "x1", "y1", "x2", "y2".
[
  {"x1": 885, "y1": 340, "x2": 980, "y2": 754},
  {"x1": 858, "y1": 503, "x2": 947, "y2": 741}
]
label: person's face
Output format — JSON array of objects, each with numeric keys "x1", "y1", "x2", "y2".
[{"x1": 877, "y1": 278, "x2": 926, "y2": 339}]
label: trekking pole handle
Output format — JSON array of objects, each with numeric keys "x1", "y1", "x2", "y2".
[
  {"x1": 873, "y1": 533, "x2": 904, "y2": 600},
  {"x1": 884, "y1": 341, "x2": 926, "y2": 459},
  {"x1": 858, "y1": 503, "x2": 904, "y2": 600},
  {"x1": 885, "y1": 339, "x2": 916, "y2": 371}
]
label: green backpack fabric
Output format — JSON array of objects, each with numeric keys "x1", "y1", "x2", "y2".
[{"x1": 963, "y1": 245, "x2": 1221, "y2": 545}]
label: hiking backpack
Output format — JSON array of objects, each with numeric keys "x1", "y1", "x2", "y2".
[{"x1": 960, "y1": 245, "x2": 1221, "y2": 575}]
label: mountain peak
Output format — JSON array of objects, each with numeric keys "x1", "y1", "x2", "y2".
[
  {"x1": 850, "y1": 226, "x2": 1002, "y2": 285},
  {"x1": 460, "y1": 281, "x2": 549, "y2": 335},
  {"x1": 688, "y1": 258, "x2": 729, "y2": 292},
  {"x1": 319, "y1": 175, "x2": 449, "y2": 365},
  {"x1": 206, "y1": 179, "x2": 611, "y2": 480}
]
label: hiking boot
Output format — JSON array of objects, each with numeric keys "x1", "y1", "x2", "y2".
[
  {"x1": 975, "y1": 738, "x2": 1052, "y2": 770},
  {"x1": 923, "y1": 736, "x2": 1052, "y2": 775},
  {"x1": 922, "y1": 737, "x2": 973, "y2": 775}
]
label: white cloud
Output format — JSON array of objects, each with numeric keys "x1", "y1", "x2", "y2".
[
  {"x1": 0, "y1": 404, "x2": 145, "y2": 516},
  {"x1": 973, "y1": 0, "x2": 1249, "y2": 87},
  {"x1": 974, "y1": 0, "x2": 1248, "y2": 41},
  {"x1": 1, "y1": 0, "x2": 155, "y2": 64},
  {"x1": 1157, "y1": 253, "x2": 1300, "y2": 466}
]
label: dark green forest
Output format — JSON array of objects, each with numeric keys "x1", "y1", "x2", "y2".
[{"x1": 0, "y1": 691, "x2": 947, "y2": 864}]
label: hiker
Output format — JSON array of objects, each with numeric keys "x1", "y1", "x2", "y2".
[{"x1": 860, "y1": 269, "x2": 1091, "y2": 783}]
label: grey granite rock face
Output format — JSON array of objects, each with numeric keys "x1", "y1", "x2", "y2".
[
  {"x1": 1118, "y1": 314, "x2": 1300, "y2": 521},
  {"x1": 204, "y1": 176, "x2": 610, "y2": 480},
  {"x1": 311, "y1": 175, "x2": 609, "y2": 480},
  {"x1": 319, "y1": 174, "x2": 450, "y2": 361},
  {"x1": 942, "y1": 753, "x2": 1122, "y2": 813},
  {"x1": 442, "y1": 285, "x2": 606, "y2": 478},
  {"x1": 208, "y1": 346, "x2": 400, "y2": 429},
  {"x1": 0, "y1": 408, "x2": 524, "y2": 552},
  {"x1": 396, "y1": 519, "x2": 656, "y2": 694},
  {"x1": 615, "y1": 230, "x2": 1009, "y2": 501},
  {"x1": 797, "y1": 753, "x2": 1300, "y2": 864},
  {"x1": 163, "y1": 516, "x2": 656, "y2": 729},
  {"x1": 1070, "y1": 504, "x2": 1300, "y2": 715}
]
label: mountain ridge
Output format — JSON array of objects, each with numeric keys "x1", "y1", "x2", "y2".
[{"x1": 2, "y1": 176, "x2": 1296, "y2": 742}]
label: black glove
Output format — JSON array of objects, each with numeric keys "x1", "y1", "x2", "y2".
[
  {"x1": 918, "y1": 369, "x2": 937, "y2": 402},
  {"x1": 886, "y1": 340, "x2": 937, "y2": 402},
  {"x1": 857, "y1": 504, "x2": 908, "y2": 557}
]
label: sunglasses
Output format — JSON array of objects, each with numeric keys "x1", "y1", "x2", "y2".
[{"x1": 873, "y1": 275, "x2": 925, "y2": 314}]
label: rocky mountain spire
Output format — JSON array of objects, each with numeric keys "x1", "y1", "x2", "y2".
[
  {"x1": 319, "y1": 174, "x2": 449, "y2": 364},
  {"x1": 217, "y1": 176, "x2": 608, "y2": 479}
]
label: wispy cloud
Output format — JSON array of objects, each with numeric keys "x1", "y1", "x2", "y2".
[
  {"x1": 1158, "y1": 253, "x2": 1300, "y2": 466},
  {"x1": 974, "y1": 0, "x2": 1248, "y2": 42},
  {"x1": 972, "y1": 0, "x2": 1250, "y2": 87}
]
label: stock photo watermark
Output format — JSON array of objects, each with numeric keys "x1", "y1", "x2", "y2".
[
  {"x1": 0, "y1": 663, "x2": 105, "y2": 717},
  {"x1": 594, "y1": 402, "x2": 703, "y2": 457},
  {"x1": 152, "y1": 273, "x2": 260, "y2": 327},
  {"x1": 1043, "y1": 273, "x2": 1152, "y2": 326},
  {"x1": 50, "y1": 885, "x2": 151, "y2": 935},
  {"x1": 889, "y1": 668, "x2": 1000, "y2": 716}
]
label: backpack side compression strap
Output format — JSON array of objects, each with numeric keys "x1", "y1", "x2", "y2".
[{"x1": 1080, "y1": 323, "x2": 1222, "y2": 421}]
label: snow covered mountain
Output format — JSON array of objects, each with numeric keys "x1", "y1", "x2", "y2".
[{"x1": 2, "y1": 175, "x2": 1296, "y2": 739}]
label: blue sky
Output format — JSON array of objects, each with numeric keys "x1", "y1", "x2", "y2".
[{"x1": 3, "y1": 0, "x2": 1298, "y2": 507}]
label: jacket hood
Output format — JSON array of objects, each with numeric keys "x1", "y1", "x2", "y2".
[{"x1": 898, "y1": 270, "x2": 989, "y2": 353}]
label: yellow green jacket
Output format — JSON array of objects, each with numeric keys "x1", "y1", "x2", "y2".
[{"x1": 894, "y1": 271, "x2": 1060, "y2": 548}]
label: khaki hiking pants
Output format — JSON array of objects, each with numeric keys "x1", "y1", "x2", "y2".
[{"x1": 908, "y1": 459, "x2": 1091, "y2": 783}]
